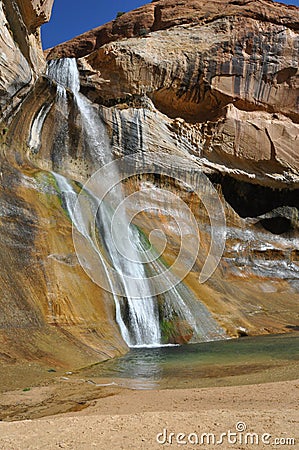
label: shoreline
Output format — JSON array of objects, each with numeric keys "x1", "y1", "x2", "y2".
[
  {"x1": 0, "y1": 379, "x2": 298, "y2": 449},
  {"x1": 0, "y1": 333, "x2": 298, "y2": 448},
  {"x1": 0, "y1": 332, "x2": 298, "y2": 419}
]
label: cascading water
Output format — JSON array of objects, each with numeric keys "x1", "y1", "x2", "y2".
[
  {"x1": 45, "y1": 58, "x2": 227, "y2": 347},
  {"x1": 28, "y1": 103, "x2": 52, "y2": 152},
  {"x1": 48, "y1": 58, "x2": 161, "y2": 347}
]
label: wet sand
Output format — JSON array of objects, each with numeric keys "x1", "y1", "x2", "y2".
[
  {"x1": 0, "y1": 334, "x2": 298, "y2": 449},
  {"x1": 0, "y1": 378, "x2": 298, "y2": 449}
]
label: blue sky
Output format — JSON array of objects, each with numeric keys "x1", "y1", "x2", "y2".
[
  {"x1": 41, "y1": 0, "x2": 299, "y2": 49},
  {"x1": 42, "y1": 1, "x2": 148, "y2": 48}
]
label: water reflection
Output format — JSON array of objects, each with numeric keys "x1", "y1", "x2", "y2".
[
  {"x1": 101, "y1": 347, "x2": 170, "y2": 389},
  {"x1": 81, "y1": 333, "x2": 299, "y2": 390}
]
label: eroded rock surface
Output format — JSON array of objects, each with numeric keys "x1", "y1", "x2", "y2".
[
  {"x1": 46, "y1": 0, "x2": 299, "y2": 60},
  {"x1": 57, "y1": 0, "x2": 298, "y2": 335},
  {"x1": 0, "y1": 0, "x2": 54, "y2": 121},
  {"x1": 0, "y1": 0, "x2": 299, "y2": 367},
  {"x1": 69, "y1": 2, "x2": 299, "y2": 186},
  {"x1": 0, "y1": 0, "x2": 127, "y2": 369}
]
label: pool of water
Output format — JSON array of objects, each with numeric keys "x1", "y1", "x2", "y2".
[{"x1": 79, "y1": 333, "x2": 299, "y2": 390}]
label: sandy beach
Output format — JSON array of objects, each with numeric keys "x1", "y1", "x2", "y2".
[{"x1": 0, "y1": 378, "x2": 297, "y2": 449}]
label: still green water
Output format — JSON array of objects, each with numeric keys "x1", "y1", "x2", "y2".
[{"x1": 79, "y1": 333, "x2": 299, "y2": 390}]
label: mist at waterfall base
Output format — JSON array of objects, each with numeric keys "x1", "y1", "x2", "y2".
[
  {"x1": 72, "y1": 333, "x2": 299, "y2": 390},
  {"x1": 39, "y1": 58, "x2": 227, "y2": 348}
]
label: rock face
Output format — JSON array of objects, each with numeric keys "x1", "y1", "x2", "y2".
[
  {"x1": 46, "y1": 0, "x2": 299, "y2": 59},
  {"x1": 17, "y1": 0, "x2": 54, "y2": 30},
  {"x1": 0, "y1": 0, "x2": 127, "y2": 369},
  {"x1": 47, "y1": 0, "x2": 299, "y2": 186},
  {"x1": 1, "y1": 0, "x2": 299, "y2": 368},
  {"x1": 68, "y1": 0, "x2": 299, "y2": 188},
  {"x1": 0, "y1": 0, "x2": 54, "y2": 121},
  {"x1": 47, "y1": 0, "x2": 299, "y2": 337}
]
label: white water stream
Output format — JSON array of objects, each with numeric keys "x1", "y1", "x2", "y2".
[{"x1": 43, "y1": 58, "x2": 226, "y2": 347}]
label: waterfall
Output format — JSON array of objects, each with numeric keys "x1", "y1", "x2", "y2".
[
  {"x1": 48, "y1": 58, "x2": 161, "y2": 347},
  {"x1": 28, "y1": 103, "x2": 52, "y2": 152},
  {"x1": 46, "y1": 58, "x2": 227, "y2": 347}
]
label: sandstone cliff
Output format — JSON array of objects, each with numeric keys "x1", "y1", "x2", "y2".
[
  {"x1": 0, "y1": 0, "x2": 127, "y2": 370},
  {"x1": 47, "y1": 0, "x2": 299, "y2": 188},
  {"x1": 0, "y1": 0, "x2": 54, "y2": 120},
  {"x1": 0, "y1": 0, "x2": 299, "y2": 370},
  {"x1": 46, "y1": 0, "x2": 299, "y2": 338}
]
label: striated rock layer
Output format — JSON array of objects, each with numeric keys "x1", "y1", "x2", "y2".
[
  {"x1": 69, "y1": 0, "x2": 299, "y2": 188},
  {"x1": 46, "y1": 0, "x2": 299, "y2": 60},
  {"x1": 46, "y1": 0, "x2": 299, "y2": 337},
  {"x1": 0, "y1": 0, "x2": 299, "y2": 368},
  {"x1": 0, "y1": 0, "x2": 54, "y2": 121},
  {"x1": 0, "y1": 0, "x2": 127, "y2": 370}
]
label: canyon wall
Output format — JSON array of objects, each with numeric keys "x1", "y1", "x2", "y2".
[
  {"x1": 48, "y1": 0, "x2": 299, "y2": 188},
  {"x1": 47, "y1": 0, "x2": 299, "y2": 338},
  {"x1": 0, "y1": 0, "x2": 127, "y2": 369},
  {"x1": 0, "y1": 0, "x2": 298, "y2": 367}
]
